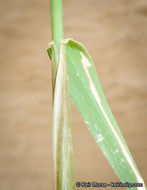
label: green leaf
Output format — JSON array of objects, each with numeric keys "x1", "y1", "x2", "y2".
[{"x1": 63, "y1": 38, "x2": 146, "y2": 190}]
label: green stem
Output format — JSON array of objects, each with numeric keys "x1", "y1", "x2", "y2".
[
  {"x1": 50, "y1": 0, "x2": 63, "y2": 55},
  {"x1": 50, "y1": 0, "x2": 63, "y2": 91},
  {"x1": 50, "y1": 1, "x2": 75, "y2": 190}
]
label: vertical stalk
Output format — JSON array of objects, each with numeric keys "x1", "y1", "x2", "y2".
[
  {"x1": 50, "y1": 0, "x2": 63, "y2": 56},
  {"x1": 50, "y1": 0, "x2": 63, "y2": 91},
  {"x1": 50, "y1": 0, "x2": 74, "y2": 189}
]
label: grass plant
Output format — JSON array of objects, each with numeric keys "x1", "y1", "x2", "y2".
[{"x1": 47, "y1": 0, "x2": 146, "y2": 189}]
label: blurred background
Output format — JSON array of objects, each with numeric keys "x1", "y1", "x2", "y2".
[{"x1": 0, "y1": 0, "x2": 147, "y2": 189}]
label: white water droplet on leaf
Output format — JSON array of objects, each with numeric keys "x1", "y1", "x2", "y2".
[
  {"x1": 85, "y1": 120, "x2": 89, "y2": 125},
  {"x1": 111, "y1": 149, "x2": 119, "y2": 155},
  {"x1": 121, "y1": 158, "x2": 124, "y2": 162},
  {"x1": 96, "y1": 134, "x2": 104, "y2": 143}
]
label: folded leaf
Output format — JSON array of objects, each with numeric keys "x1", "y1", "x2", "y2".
[
  {"x1": 50, "y1": 42, "x2": 74, "y2": 190},
  {"x1": 64, "y1": 39, "x2": 145, "y2": 190}
]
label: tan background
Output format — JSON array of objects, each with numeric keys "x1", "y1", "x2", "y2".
[{"x1": 0, "y1": 0, "x2": 147, "y2": 189}]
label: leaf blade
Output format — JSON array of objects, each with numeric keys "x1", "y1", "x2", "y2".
[{"x1": 64, "y1": 39, "x2": 146, "y2": 190}]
